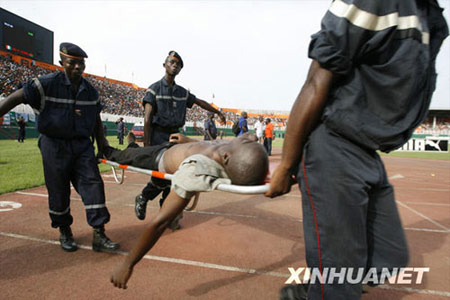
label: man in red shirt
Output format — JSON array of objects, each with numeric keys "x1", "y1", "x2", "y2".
[{"x1": 264, "y1": 118, "x2": 275, "y2": 155}]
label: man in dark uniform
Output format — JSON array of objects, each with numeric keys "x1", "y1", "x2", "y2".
[
  {"x1": 116, "y1": 117, "x2": 125, "y2": 145},
  {"x1": 204, "y1": 111, "x2": 217, "y2": 140},
  {"x1": 135, "y1": 51, "x2": 226, "y2": 226},
  {"x1": 0, "y1": 43, "x2": 120, "y2": 253},
  {"x1": 266, "y1": 1, "x2": 448, "y2": 299},
  {"x1": 17, "y1": 115, "x2": 26, "y2": 142}
]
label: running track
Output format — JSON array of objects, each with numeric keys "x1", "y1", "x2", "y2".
[{"x1": 0, "y1": 148, "x2": 449, "y2": 299}]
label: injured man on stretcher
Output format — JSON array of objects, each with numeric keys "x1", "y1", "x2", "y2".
[{"x1": 107, "y1": 132, "x2": 269, "y2": 289}]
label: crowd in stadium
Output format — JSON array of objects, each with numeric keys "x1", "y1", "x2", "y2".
[
  {"x1": 0, "y1": 53, "x2": 289, "y2": 128},
  {"x1": 85, "y1": 75, "x2": 145, "y2": 116},
  {"x1": 1, "y1": 53, "x2": 448, "y2": 134},
  {"x1": 0, "y1": 54, "x2": 50, "y2": 96},
  {"x1": 0, "y1": 54, "x2": 145, "y2": 117},
  {"x1": 416, "y1": 118, "x2": 450, "y2": 135}
]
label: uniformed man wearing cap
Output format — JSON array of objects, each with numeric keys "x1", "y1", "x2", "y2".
[
  {"x1": 0, "y1": 42, "x2": 120, "y2": 253},
  {"x1": 134, "y1": 51, "x2": 226, "y2": 228}
]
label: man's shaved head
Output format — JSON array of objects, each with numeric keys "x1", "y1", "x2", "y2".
[{"x1": 224, "y1": 140, "x2": 268, "y2": 185}]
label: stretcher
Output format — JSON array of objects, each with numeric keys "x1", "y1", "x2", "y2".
[{"x1": 99, "y1": 159, "x2": 270, "y2": 211}]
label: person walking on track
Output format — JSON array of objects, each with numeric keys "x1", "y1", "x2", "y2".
[
  {"x1": 0, "y1": 42, "x2": 120, "y2": 253},
  {"x1": 135, "y1": 50, "x2": 226, "y2": 230}
]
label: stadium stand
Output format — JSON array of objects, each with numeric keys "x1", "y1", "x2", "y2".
[
  {"x1": 2, "y1": 50, "x2": 448, "y2": 137},
  {"x1": 0, "y1": 51, "x2": 289, "y2": 130}
]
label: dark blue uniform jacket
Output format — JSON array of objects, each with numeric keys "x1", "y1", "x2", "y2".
[
  {"x1": 23, "y1": 71, "x2": 101, "y2": 140},
  {"x1": 142, "y1": 77, "x2": 195, "y2": 130},
  {"x1": 309, "y1": 0, "x2": 448, "y2": 152}
]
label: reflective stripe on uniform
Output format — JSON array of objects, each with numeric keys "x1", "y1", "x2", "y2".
[
  {"x1": 84, "y1": 204, "x2": 106, "y2": 210},
  {"x1": 33, "y1": 78, "x2": 46, "y2": 113},
  {"x1": 44, "y1": 96, "x2": 99, "y2": 105},
  {"x1": 49, "y1": 206, "x2": 70, "y2": 216},
  {"x1": 329, "y1": 0, "x2": 429, "y2": 44},
  {"x1": 155, "y1": 95, "x2": 188, "y2": 101}
]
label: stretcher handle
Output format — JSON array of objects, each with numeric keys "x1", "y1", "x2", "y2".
[{"x1": 111, "y1": 165, "x2": 125, "y2": 184}]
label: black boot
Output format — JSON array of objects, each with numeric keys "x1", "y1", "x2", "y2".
[
  {"x1": 135, "y1": 194, "x2": 148, "y2": 220},
  {"x1": 92, "y1": 226, "x2": 120, "y2": 252},
  {"x1": 59, "y1": 226, "x2": 78, "y2": 252}
]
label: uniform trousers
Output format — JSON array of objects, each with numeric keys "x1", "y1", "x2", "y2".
[
  {"x1": 38, "y1": 135, "x2": 110, "y2": 228},
  {"x1": 297, "y1": 124, "x2": 409, "y2": 300}
]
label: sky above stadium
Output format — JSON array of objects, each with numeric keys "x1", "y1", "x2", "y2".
[{"x1": 1, "y1": 0, "x2": 449, "y2": 111}]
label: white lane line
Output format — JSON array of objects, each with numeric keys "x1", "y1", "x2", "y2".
[
  {"x1": 11, "y1": 192, "x2": 450, "y2": 233},
  {"x1": 389, "y1": 174, "x2": 405, "y2": 180},
  {"x1": 1, "y1": 231, "x2": 449, "y2": 297},
  {"x1": 404, "y1": 202, "x2": 450, "y2": 207},
  {"x1": 15, "y1": 191, "x2": 47, "y2": 198},
  {"x1": 103, "y1": 181, "x2": 145, "y2": 186},
  {"x1": 190, "y1": 210, "x2": 302, "y2": 223},
  {"x1": 379, "y1": 285, "x2": 450, "y2": 297},
  {"x1": 15, "y1": 191, "x2": 82, "y2": 201},
  {"x1": 397, "y1": 201, "x2": 449, "y2": 231},
  {"x1": 396, "y1": 187, "x2": 450, "y2": 192},
  {"x1": 102, "y1": 174, "x2": 127, "y2": 178},
  {"x1": 0, "y1": 231, "x2": 287, "y2": 278},
  {"x1": 403, "y1": 227, "x2": 450, "y2": 233}
]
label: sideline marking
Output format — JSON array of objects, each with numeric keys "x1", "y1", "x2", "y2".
[
  {"x1": 12, "y1": 191, "x2": 450, "y2": 233},
  {"x1": 403, "y1": 227, "x2": 449, "y2": 233},
  {"x1": 103, "y1": 181, "x2": 145, "y2": 186},
  {"x1": 0, "y1": 201, "x2": 22, "y2": 212},
  {"x1": 397, "y1": 201, "x2": 449, "y2": 231},
  {"x1": 0, "y1": 231, "x2": 287, "y2": 278},
  {"x1": 404, "y1": 202, "x2": 450, "y2": 207},
  {"x1": 102, "y1": 174, "x2": 127, "y2": 178},
  {"x1": 379, "y1": 285, "x2": 450, "y2": 297},
  {"x1": 397, "y1": 187, "x2": 450, "y2": 192},
  {"x1": 189, "y1": 209, "x2": 301, "y2": 223},
  {"x1": 0, "y1": 231, "x2": 449, "y2": 297},
  {"x1": 15, "y1": 191, "x2": 47, "y2": 198},
  {"x1": 389, "y1": 174, "x2": 405, "y2": 180}
]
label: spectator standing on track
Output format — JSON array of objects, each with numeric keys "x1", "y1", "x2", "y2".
[
  {"x1": 17, "y1": 115, "x2": 26, "y2": 143},
  {"x1": 135, "y1": 51, "x2": 226, "y2": 229},
  {"x1": 238, "y1": 111, "x2": 248, "y2": 136},
  {"x1": 263, "y1": 118, "x2": 275, "y2": 156},
  {"x1": 0, "y1": 43, "x2": 120, "y2": 253},
  {"x1": 204, "y1": 112, "x2": 217, "y2": 140},
  {"x1": 266, "y1": 1, "x2": 448, "y2": 299},
  {"x1": 116, "y1": 117, "x2": 125, "y2": 145},
  {"x1": 254, "y1": 115, "x2": 265, "y2": 144}
]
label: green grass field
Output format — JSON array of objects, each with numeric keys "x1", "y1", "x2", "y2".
[
  {"x1": 0, "y1": 137, "x2": 128, "y2": 195},
  {"x1": 0, "y1": 137, "x2": 448, "y2": 195}
]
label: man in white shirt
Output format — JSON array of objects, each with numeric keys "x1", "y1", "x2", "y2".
[{"x1": 254, "y1": 115, "x2": 265, "y2": 144}]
